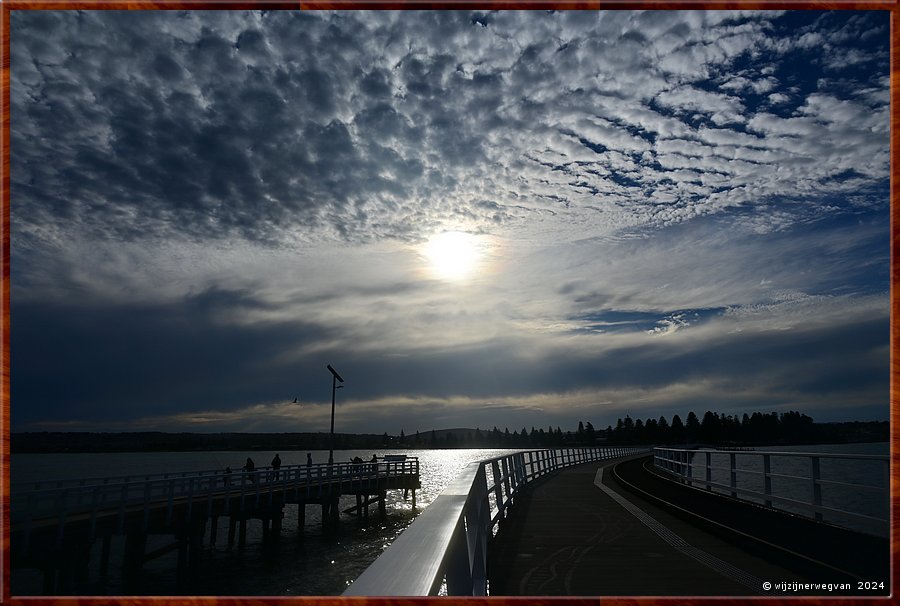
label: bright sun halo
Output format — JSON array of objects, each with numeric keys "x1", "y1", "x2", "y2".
[{"x1": 423, "y1": 231, "x2": 482, "y2": 281}]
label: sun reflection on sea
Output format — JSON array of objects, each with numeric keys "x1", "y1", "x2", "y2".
[{"x1": 396, "y1": 448, "x2": 519, "y2": 511}]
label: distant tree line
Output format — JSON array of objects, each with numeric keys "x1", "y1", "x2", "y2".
[
  {"x1": 12, "y1": 413, "x2": 888, "y2": 454},
  {"x1": 388, "y1": 411, "x2": 888, "y2": 448},
  {"x1": 389, "y1": 426, "x2": 573, "y2": 449},
  {"x1": 600, "y1": 411, "x2": 888, "y2": 446}
]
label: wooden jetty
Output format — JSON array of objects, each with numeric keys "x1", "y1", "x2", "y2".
[{"x1": 11, "y1": 458, "x2": 420, "y2": 594}]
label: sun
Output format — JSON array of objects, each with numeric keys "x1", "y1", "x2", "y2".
[{"x1": 422, "y1": 231, "x2": 483, "y2": 281}]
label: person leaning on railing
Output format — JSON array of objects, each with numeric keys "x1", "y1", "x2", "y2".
[
  {"x1": 271, "y1": 453, "x2": 282, "y2": 481},
  {"x1": 244, "y1": 457, "x2": 256, "y2": 483}
]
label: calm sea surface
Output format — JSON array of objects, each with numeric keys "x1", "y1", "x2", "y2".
[{"x1": 10, "y1": 442, "x2": 888, "y2": 596}]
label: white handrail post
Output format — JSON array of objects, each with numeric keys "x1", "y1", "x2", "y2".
[
  {"x1": 465, "y1": 465, "x2": 489, "y2": 595},
  {"x1": 55, "y1": 489, "x2": 69, "y2": 548},
  {"x1": 705, "y1": 452, "x2": 712, "y2": 491},
  {"x1": 516, "y1": 452, "x2": 526, "y2": 486},
  {"x1": 811, "y1": 455, "x2": 823, "y2": 521},
  {"x1": 729, "y1": 453, "x2": 737, "y2": 497},
  {"x1": 143, "y1": 481, "x2": 152, "y2": 531},
  {"x1": 88, "y1": 486, "x2": 100, "y2": 541},
  {"x1": 491, "y1": 460, "x2": 503, "y2": 519},
  {"x1": 501, "y1": 458, "x2": 511, "y2": 501},
  {"x1": 686, "y1": 450, "x2": 693, "y2": 486},
  {"x1": 188, "y1": 477, "x2": 195, "y2": 519},
  {"x1": 117, "y1": 483, "x2": 128, "y2": 534},
  {"x1": 444, "y1": 516, "x2": 473, "y2": 595},
  {"x1": 166, "y1": 479, "x2": 175, "y2": 525}
]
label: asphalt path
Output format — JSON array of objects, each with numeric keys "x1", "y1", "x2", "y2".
[{"x1": 488, "y1": 455, "x2": 888, "y2": 597}]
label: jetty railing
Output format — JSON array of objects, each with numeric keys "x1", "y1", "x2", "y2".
[
  {"x1": 653, "y1": 447, "x2": 889, "y2": 536},
  {"x1": 344, "y1": 446, "x2": 649, "y2": 596},
  {"x1": 12, "y1": 459, "x2": 419, "y2": 549}
]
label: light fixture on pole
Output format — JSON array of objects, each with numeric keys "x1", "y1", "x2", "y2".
[{"x1": 326, "y1": 364, "x2": 344, "y2": 465}]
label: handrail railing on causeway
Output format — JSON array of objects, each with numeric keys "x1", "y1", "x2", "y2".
[
  {"x1": 343, "y1": 446, "x2": 649, "y2": 596},
  {"x1": 653, "y1": 447, "x2": 888, "y2": 536}
]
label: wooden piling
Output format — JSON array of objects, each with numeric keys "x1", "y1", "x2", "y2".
[
  {"x1": 189, "y1": 522, "x2": 203, "y2": 571},
  {"x1": 238, "y1": 518, "x2": 247, "y2": 548},
  {"x1": 176, "y1": 534, "x2": 188, "y2": 587},
  {"x1": 70, "y1": 542, "x2": 92, "y2": 593},
  {"x1": 210, "y1": 516, "x2": 219, "y2": 546},
  {"x1": 42, "y1": 566, "x2": 56, "y2": 595},
  {"x1": 272, "y1": 509, "x2": 283, "y2": 536},
  {"x1": 227, "y1": 517, "x2": 237, "y2": 548},
  {"x1": 99, "y1": 535, "x2": 112, "y2": 583},
  {"x1": 378, "y1": 490, "x2": 386, "y2": 518},
  {"x1": 122, "y1": 532, "x2": 147, "y2": 590}
]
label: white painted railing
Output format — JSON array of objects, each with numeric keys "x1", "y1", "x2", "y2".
[
  {"x1": 343, "y1": 446, "x2": 649, "y2": 596},
  {"x1": 12, "y1": 459, "x2": 419, "y2": 551},
  {"x1": 653, "y1": 447, "x2": 889, "y2": 536}
]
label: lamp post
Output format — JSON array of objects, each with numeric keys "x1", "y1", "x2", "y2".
[{"x1": 326, "y1": 364, "x2": 344, "y2": 465}]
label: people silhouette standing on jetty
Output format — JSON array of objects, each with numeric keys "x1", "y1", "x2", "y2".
[
  {"x1": 244, "y1": 457, "x2": 256, "y2": 483},
  {"x1": 271, "y1": 453, "x2": 282, "y2": 480},
  {"x1": 306, "y1": 453, "x2": 313, "y2": 467},
  {"x1": 224, "y1": 466, "x2": 232, "y2": 486}
]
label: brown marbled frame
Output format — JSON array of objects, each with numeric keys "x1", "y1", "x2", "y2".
[{"x1": 0, "y1": 2, "x2": 895, "y2": 605}]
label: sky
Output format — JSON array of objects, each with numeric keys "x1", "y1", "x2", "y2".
[{"x1": 9, "y1": 10, "x2": 890, "y2": 435}]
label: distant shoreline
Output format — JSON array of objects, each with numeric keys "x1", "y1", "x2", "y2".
[{"x1": 11, "y1": 421, "x2": 889, "y2": 454}]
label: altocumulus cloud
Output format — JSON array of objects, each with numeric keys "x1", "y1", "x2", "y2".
[{"x1": 10, "y1": 10, "x2": 889, "y2": 433}]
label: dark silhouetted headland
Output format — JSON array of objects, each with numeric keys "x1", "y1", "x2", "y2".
[{"x1": 11, "y1": 410, "x2": 888, "y2": 453}]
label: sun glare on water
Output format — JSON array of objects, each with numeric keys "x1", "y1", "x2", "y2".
[{"x1": 422, "y1": 231, "x2": 483, "y2": 281}]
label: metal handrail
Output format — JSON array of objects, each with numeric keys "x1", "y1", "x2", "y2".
[
  {"x1": 13, "y1": 458, "x2": 417, "y2": 492},
  {"x1": 652, "y1": 447, "x2": 888, "y2": 535},
  {"x1": 12, "y1": 458, "x2": 419, "y2": 492},
  {"x1": 344, "y1": 446, "x2": 650, "y2": 596},
  {"x1": 12, "y1": 467, "x2": 234, "y2": 491},
  {"x1": 666, "y1": 447, "x2": 887, "y2": 461}
]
